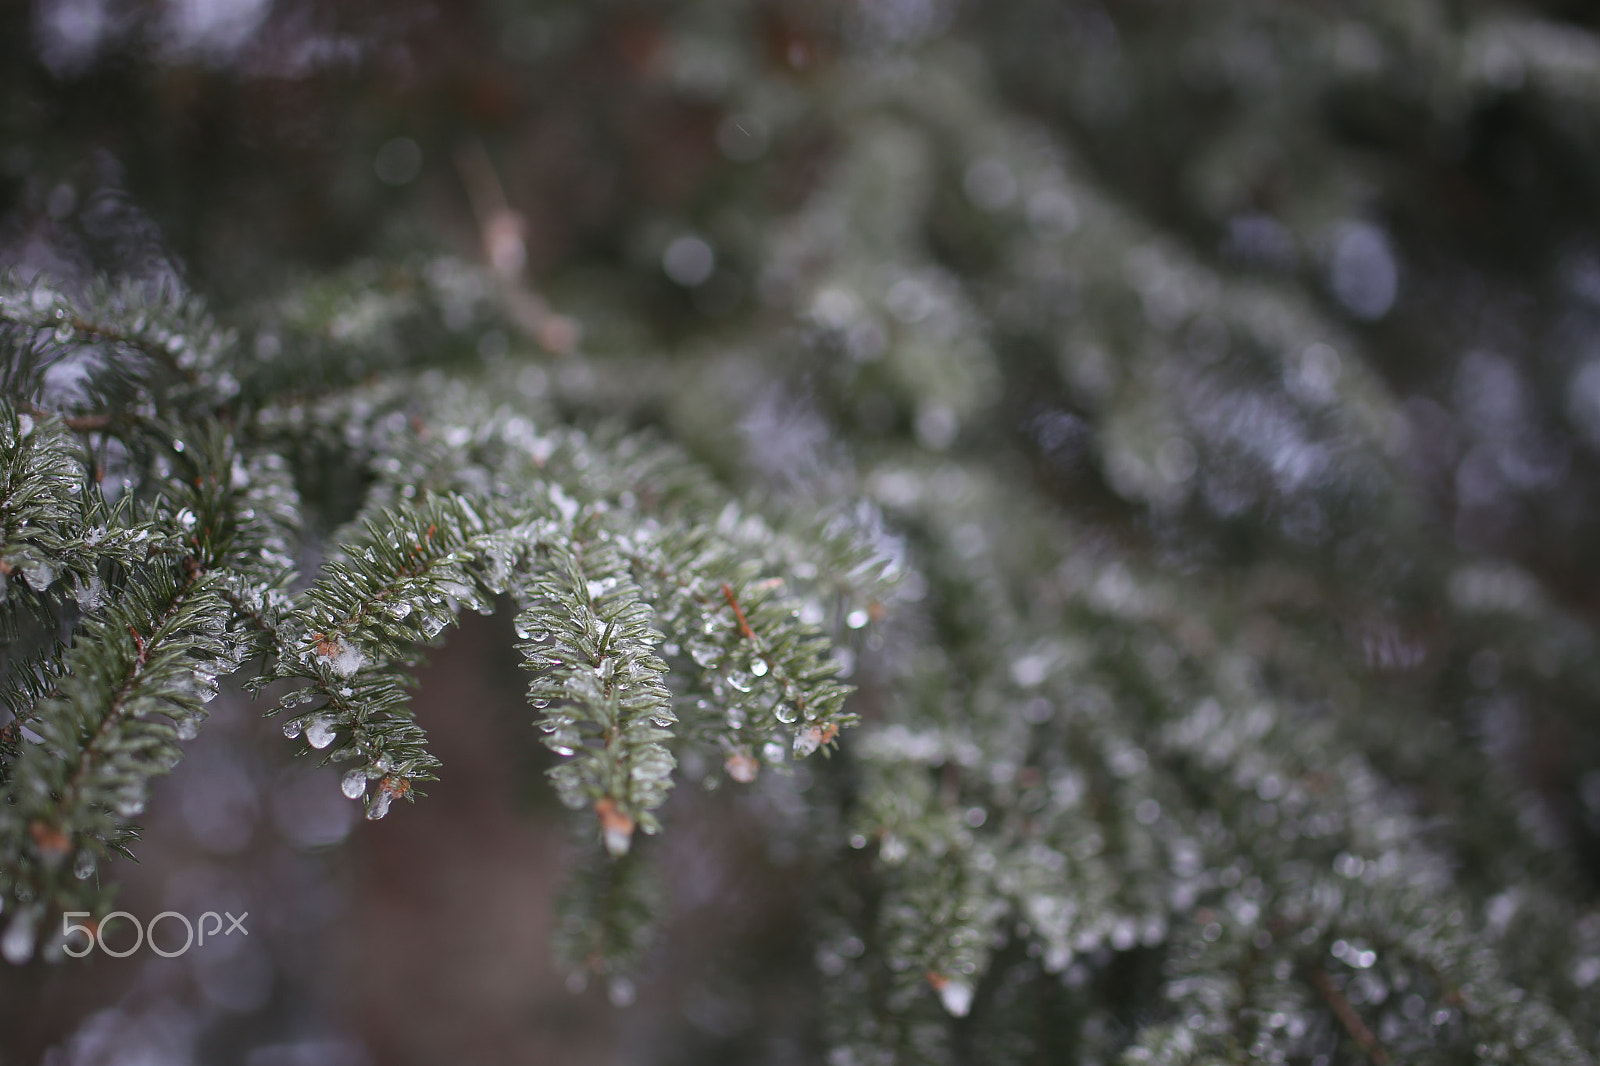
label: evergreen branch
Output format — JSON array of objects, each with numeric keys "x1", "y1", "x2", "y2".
[
  {"x1": 233, "y1": 259, "x2": 490, "y2": 405},
  {"x1": 0, "y1": 274, "x2": 240, "y2": 415},
  {"x1": 1308, "y1": 965, "x2": 1389, "y2": 1066},
  {"x1": 620, "y1": 520, "x2": 858, "y2": 773},
  {"x1": 266, "y1": 495, "x2": 515, "y2": 812},
  {"x1": 517, "y1": 526, "x2": 676, "y2": 855},
  {"x1": 0, "y1": 418, "x2": 297, "y2": 945},
  {"x1": 256, "y1": 388, "x2": 885, "y2": 851},
  {"x1": 552, "y1": 841, "x2": 664, "y2": 992},
  {"x1": 0, "y1": 565, "x2": 233, "y2": 925}
]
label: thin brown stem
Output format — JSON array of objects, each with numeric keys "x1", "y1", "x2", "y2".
[{"x1": 1309, "y1": 965, "x2": 1390, "y2": 1066}]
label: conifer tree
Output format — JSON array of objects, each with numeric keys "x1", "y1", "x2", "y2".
[{"x1": 4, "y1": 1, "x2": 1600, "y2": 1063}]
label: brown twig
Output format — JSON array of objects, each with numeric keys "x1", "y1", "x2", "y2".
[
  {"x1": 721, "y1": 581, "x2": 756, "y2": 641},
  {"x1": 1308, "y1": 965, "x2": 1390, "y2": 1065},
  {"x1": 18, "y1": 401, "x2": 113, "y2": 434},
  {"x1": 453, "y1": 138, "x2": 580, "y2": 354}
]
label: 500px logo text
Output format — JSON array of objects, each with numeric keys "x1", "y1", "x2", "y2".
[{"x1": 62, "y1": 910, "x2": 248, "y2": 958}]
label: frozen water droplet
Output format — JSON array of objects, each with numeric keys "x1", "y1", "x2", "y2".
[
  {"x1": 793, "y1": 726, "x2": 824, "y2": 758},
  {"x1": 22, "y1": 561, "x2": 55, "y2": 592},
  {"x1": 319, "y1": 638, "x2": 366, "y2": 677},
  {"x1": 602, "y1": 821, "x2": 633, "y2": 857},
  {"x1": 608, "y1": 976, "x2": 637, "y2": 1008},
  {"x1": 16, "y1": 414, "x2": 34, "y2": 438},
  {"x1": 282, "y1": 718, "x2": 303, "y2": 739},
  {"x1": 73, "y1": 574, "x2": 105, "y2": 611},
  {"x1": 602, "y1": 824, "x2": 631, "y2": 856},
  {"x1": 725, "y1": 750, "x2": 760, "y2": 783},
  {"x1": 2, "y1": 911, "x2": 37, "y2": 965},
  {"x1": 750, "y1": 658, "x2": 769, "y2": 677},
  {"x1": 73, "y1": 852, "x2": 95, "y2": 880},
  {"x1": 390, "y1": 600, "x2": 413, "y2": 620},
  {"x1": 305, "y1": 717, "x2": 336, "y2": 749},
  {"x1": 936, "y1": 978, "x2": 974, "y2": 1018},
  {"x1": 116, "y1": 796, "x2": 144, "y2": 818},
  {"x1": 846, "y1": 608, "x2": 869, "y2": 629},
  {"x1": 775, "y1": 703, "x2": 799, "y2": 725},
  {"x1": 175, "y1": 717, "x2": 199, "y2": 741},
  {"x1": 366, "y1": 789, "x2": 393, "y2": 820},
  {"x1": 341, "y1": 769, "x2": 368, "y2": 799},
  {"x1": 690, "y1": 644, "x2": 719, "y2": 668},
  {"x1": 762, "y1": 740, "x2": 786, "y2": 764}
]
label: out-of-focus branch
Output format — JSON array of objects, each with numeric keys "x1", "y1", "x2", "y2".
[{"x1": 454, "y1": 138, "x2": 580, "y2": 355}]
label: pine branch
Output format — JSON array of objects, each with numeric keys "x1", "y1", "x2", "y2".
[
  {"x1": 0, "y1": 413, "x2": 298, "y2": 949},
  {"x1": 517, "y1": 527, "x2": 676, "y2": 855},
  {"x1": 1, "y1": 274, "x2": 239, "y2": 416},
  {"x1": 265, "y1": 494, "x2": 514, "y2": 813}
]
